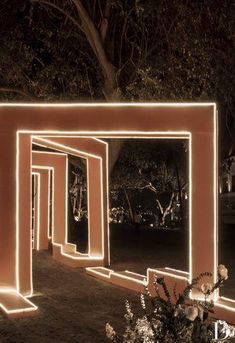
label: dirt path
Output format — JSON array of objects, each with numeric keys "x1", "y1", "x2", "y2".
[
  {"x1": 0, "y1": 251, "x2": 141, "y2": 343},
  {"x1": 0, "y1": 224, "x2": 234, "y2": 342}
]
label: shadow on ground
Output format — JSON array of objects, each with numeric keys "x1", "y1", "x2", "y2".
[
  {"x1": 110, "y1": 223, "x2": 234, "y2": 299},
  {"x1": 0, "y1": 223, "x2": 234, "y2": 342},
  {"x1": 0, "y1": 252, "x2": 141, "y2": 343},
  {"x1": 110, "y1": 223, "x2": 189, "y2": 274}
]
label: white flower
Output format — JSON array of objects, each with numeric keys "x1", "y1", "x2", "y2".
[
  {"x1": 106, "y1": 323, "x2": 116, "y2": 340},
  {"x1": 201, "y1": 282, "x2": 213, "y2": 294},
  {"x1": 140, "y1": 294, "x2": 146, "y2": 309},
  {"x1": 136, "y1": 316, "x2": 155, "y2": 342},
  {"x1": 197, "y1": 305, "x2": 204, "y2": 321},
  {"x1": 218, "y1": 264, "x2": 228, "y2": 280},
  {"x1": 185, "y1": 306, "x2": 199, "y2": 321}
]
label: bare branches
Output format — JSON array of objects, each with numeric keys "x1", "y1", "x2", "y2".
[
  {"x1": 31, "y1": 0, "x2": 118, "y2": 99},
  {"x1": 99, "y1": 1, "x2": 111, "y2": 43},
  {"x1": 31, "y1": 0, "x2": 83, "y2": 32},
  {"x1": 139, "y1": 182, "x2": 157, "y2": 194},
  {"x1": 0, "y1": 87, "x2": 33, "y2": 100},
  {"x1": 71, "y1": 2, "x2": 108, "y2": 64}
]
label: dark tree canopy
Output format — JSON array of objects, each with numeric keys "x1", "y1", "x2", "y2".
[
  {"x1": 110, "y1": 139, "x2": 188, "y2": 226},
  {"x1": 0, "y1": 0, "x2": 234, "y2": 152}
]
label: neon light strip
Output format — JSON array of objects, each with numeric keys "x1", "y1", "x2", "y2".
[
  {"x1": 32, "y1": 151, "x2": 67, "y2": 156},
  {"x1": 0, "y1": 290, "x2": 38, "y2": 314},
  {"x1": 32, "y1": 168, "x2": 51, "y2": 244},
  {"x1": 32, "y1": 165, "x2": 54, "y2": 240},
  {"x1": 16, "y1": 132, "x2": 19, "y2": 292},
  {"x1": 32, "y1": 173, "x2": 41, "y2": 251},
  {"x1": 86, "y1": 158, "x2": 91, "y2": 255},
  {"x1": 32, "y1": 152, "x2": 68, "y2": 245},
  {"x1": 32, "y1": 140, "x2": 104, "y2": 259},
  {"x1": 0, "y1": 102, "x2": 216, "y2": 107},
  {"x1": 87, "y1": 266, "x2": 188, "y2": 288},
  {"x1": 36, "y1": 173, "x2": 40, "y2": 251},
  {"x1": 86, "y1": 267, "x2": 112, "y2": 279},
  {"x1": 165, "y1": 267, "x2": 189, "y2": 275},
  {"x1": 125, "y1": 270, "x2": 146, "y2": 278},
  {"x1": 33, "y1": 137, "x2": 103, "y2": 159},
  {"x1": 53, "y1": 243, "x2": 103, "y2": 260},
  {"x1": 27, "y1": 130, "x2": 191, "y2": 135},
  {"x1": 0, "y1": 288, "x2": 18, "y2": 293},
  {"x1": 29, "y1": 131, "x2": 190, "y2": 289},
  {"x1": 215, "y1": 303, "x2": 235, "y2": 312},
  {"x1": 32, "y1": 166, "x2": 53, "y2": 170},
  {"x1": 86, "y1": 267, "x2": 145, "y2": 285},
  {"x1": 52, "y1": 168, "x2": 55, "y2": 248},
  {"x1": 25, "y1": 130, "x2": 191, "y2": 300},
  {"x1": 48, "y1": 170, "x2": 51, "y2": 239},
  {"x1": 32, "y1": 154, "x2": 67, "y2": 247},
  {"x1": 35, "y1": 134, "x2": 190, "y2": 139},
  {"x1": 111, "y1": 271, "x2": 145, "y2": 285},
  {"x1": 30, "y1": 137, "x2": 33, "y2": 295},
  {"x1": 105, "y1": 141, "x2": 110, "y2": 265},
  {"x1": 147, "y1": 268, "x2": 189, "y2": 281},
  {"x1": 65, "y1": 156, "x2": 68, "y2": 246},
  {"x1": 31, "y1": 173, "x2": 39, "y2": 251},
  {"x1": 34, "y1": 146, "x2": 105, "y2": 259},
  {"x1": 220, "y1": 297, "x2": 235, "y2": 304},
  {"x1": 189, "y1": 133, "x2": 192, "y2": 282},
  {"x1": 32, "y1": 151, "x2": 104, "y2": 260},
  {"x1": 91, "y1": 138, "x2": 110, "y2": 264},
  {"x1": 31, "y1": 128, "x2": 190, "y2": 265},
  {"x1": 100, "y1": 158, "x2": 104, "y2": 258},
  {"x1": 64, "y1": 154, "x2": 101, "y2": 257},
  {"x1": 31, "y1": 124, "x2": 189, "y2": 273},
  {"x1": 12, "y1": 111, "x2": 224, "y2": 316},
  {"x1": 214, "y1": 105, "x2": 219, "y2": 301},
  {"x1": 14, "y1": 116, "x2": 220, "y2": 314}
]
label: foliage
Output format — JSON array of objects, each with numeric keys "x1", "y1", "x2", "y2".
[
  {"x1": 0, "y1": 1, "x2": 234, "y2": 135},
  {"x1": 106, "y1": 265, "x2": 235, "y2": 342},
  {"x1": 111, "y1": 139, "x2": 188, "y2": 226},
  {"x1": 68, "y1": 158, "x2": 88, "y2": 222},
  {"x1": 0, "y1": 0, "x2": 234, "y2": 157}
]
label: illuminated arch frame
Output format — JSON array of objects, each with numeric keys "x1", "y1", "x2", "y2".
[
  {"x1": 31, "y1": 147, "x2": 105, "y2": 263},
  {"x1": 0, "y1": 103, "x2": 234, "y2": 323},
  {"x1": 31, "y1": 168, "x2": 50, "y2": 251}
]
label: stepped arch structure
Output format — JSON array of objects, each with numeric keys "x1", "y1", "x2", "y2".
[{"x1": 0, "y1": 103, "x2": 234, "y2": 324}]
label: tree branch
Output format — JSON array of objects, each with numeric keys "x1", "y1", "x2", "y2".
[
  {"x1": 99, "y1": 1, "x2": 111, "y2": 43},
  {"x1": 31, "y1": 0, "x2": 83, "y2": 32},
  {"x1": 156, "y1": 198, "x2": 164, "y2": 215},
  {"x1": 0, "y1": 87, "x2": 33, "y2": 100},
  {"x1": 71, "y1": 0, "x2": 118, "y2": 99},
  {"x1": 32, "y1": 0, "x2": 118, "y2": 99},
  {"x1": 139, "y1": 182, "x2": 157, "y2": 193}
]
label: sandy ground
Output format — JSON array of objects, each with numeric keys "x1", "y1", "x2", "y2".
[
  {"x1": 110, "y1": 223, "x2": 235, "y2": 299},
  {"x1": 0, "y1": 224, "x2": 234, "y2": 342}
]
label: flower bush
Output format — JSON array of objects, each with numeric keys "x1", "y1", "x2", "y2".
[{"x1": 106, "y1": 265, "x2": 234, "y2": 342}]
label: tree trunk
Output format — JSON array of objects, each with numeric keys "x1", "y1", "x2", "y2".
[
  {"x1": 123, "y1": 187, "x2": 134, "y2": 223},
  {"x1": 71, "y1": 0, "x2": 121, "y2": 101},
  {"x1": 156, "y1": 192, "x2": 175, "y2": 226},
  {"x1": 172, "y1": 155, "x2": 184, "y2": 228},
  {"x1": 33, "y1": 0, "x2": 121, "y2": 101},
  {"x1": 68, "y1": 163, "x2": 78, "y2": 241},
  {"x1": 77, "y1": 185, "x2": 83, "y2": 221},
  {"x1": 108, "y1": 139, "x2": 125, "y2": 174}
]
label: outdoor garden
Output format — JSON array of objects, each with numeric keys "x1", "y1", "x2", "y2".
[{"x1": 0, "y1": 0, "x2": 234, "y2": 342}]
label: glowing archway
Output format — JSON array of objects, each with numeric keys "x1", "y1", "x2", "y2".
[
  {"x1": 31, "y1": 142, "x2": 106, "y2": 268},
  {"x1": 0, "y1": 103, "x2": 234, "y2": 323}
]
